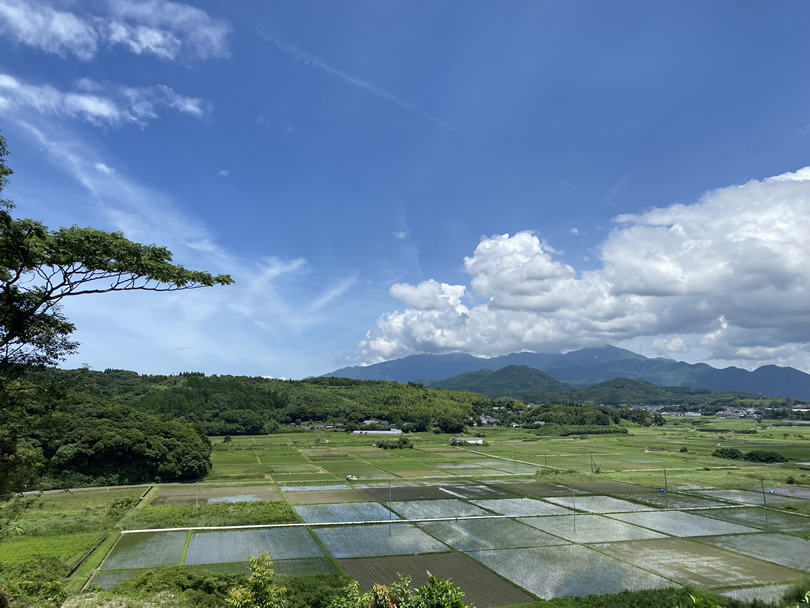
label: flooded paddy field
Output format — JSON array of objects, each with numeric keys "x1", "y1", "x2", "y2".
[
  {"x1": 468, "y1": 544, "x2": 672, "y2": 599},
  {"x1": 79, "y1": 426, "x2": 810, "y2": 603},
  {"x1": 592, "y1": 537, "x2": 804, "y2": 587},
  {"x1": 92, "y1": 478, "x2": 810, "y2": 602},
  {"x1": 151, "y1": 484, "x2": 282, "y2": 505}
]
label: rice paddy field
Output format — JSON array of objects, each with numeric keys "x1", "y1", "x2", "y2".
[{"x1": 4, "y1": 421, "x2": 810, "y2": 605}]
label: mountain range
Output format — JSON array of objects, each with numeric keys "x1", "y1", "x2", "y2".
[
  {"x1": 429, "y1": 365, "x2": 762, "y2": 405},
  {"x1": 324, "y1": 346, "x2": 810, "y2": 399}
]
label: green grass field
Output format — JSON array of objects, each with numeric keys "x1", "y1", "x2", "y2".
[{"x1": 205, "y1": 419, "x2": 810, "y2": 487}]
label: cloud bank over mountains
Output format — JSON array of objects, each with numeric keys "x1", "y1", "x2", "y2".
[{"x1": 361, "y1": 168, "x2": 810, "y2": 371}]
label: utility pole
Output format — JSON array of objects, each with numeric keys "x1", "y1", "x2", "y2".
[{"x1": 571, "y1": 486, "x2": 577, "y2": 534}]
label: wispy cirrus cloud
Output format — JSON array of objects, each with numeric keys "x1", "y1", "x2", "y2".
[
  {"x1": 0, "y1": 0, "x2": 97, "y2": 59},
  {"x1": 259, "y1": 31, "x2": 457, "y2": 132},
  {"x1": 0, "y1": 0, "x2": 230, "y2": 61},
  {"x1": 17, "y1": 122, "x2": 355, "y2": 374},
  {"x1": 0, "y1": 73, "x2": 208, "y2": 126}
]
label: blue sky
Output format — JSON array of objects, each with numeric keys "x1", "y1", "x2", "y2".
[{"x1": 1, "y1": 0, "x2": 809, "y2": 378}]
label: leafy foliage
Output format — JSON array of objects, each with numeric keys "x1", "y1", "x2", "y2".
[
  {"x1": 0, "y1": 203, "x2": 232, "y2": 373},
  {"x1": 712, "y1": 447, "x2": 787, "y2": 463},
  {"x1": 226, "y1": 553, "x2": 288, "y2": 608},
  {"x1": 327, "y1": 573, "x2": 468, "y2": 608},
  {"x1": 0, "y1": 365, "x2": 213, "y2": 492},
  {"x1": 743, "y1": 450, "x2": 787, "y2": 463},
  {"x1": 0, "y1": 556, "x2": 68, "y2": 607},
  {"x1": 712, "y1": 448, "x2": 743, "y2": 460},
  {"x1": 49, "y1": 403, "x2": 211, "y2": 484},
  {"x1": 376, "y1": 437, "x2": 413, "y2": 450},
  {"x1": 282, "y1": 574, "x2": 351, "y2": 608},
  {"x1": 101, "y1": 565, "x2": 243, "y2": 607}
]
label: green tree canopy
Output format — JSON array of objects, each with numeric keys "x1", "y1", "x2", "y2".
[{"x1": 0, "y1": 133, "x2": 232, "y2": 374}]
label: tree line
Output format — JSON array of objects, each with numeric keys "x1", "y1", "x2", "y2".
[{"x1": 34, "y1": 368, "x2": 487, "y2": 436}]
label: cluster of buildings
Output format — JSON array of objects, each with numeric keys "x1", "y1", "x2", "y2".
[
  {"x1": 714, "y1": 408, "x2": 760, "y2": 419},
  {"x1": 351, "y1": 419, "x2": 403, "y2": 436}
]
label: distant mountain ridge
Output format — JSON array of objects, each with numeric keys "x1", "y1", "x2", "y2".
[
  {"x1": 429, "y1": 365, "x2": 761, "y2": 405},
  {"x1": 324, "y1": 346, "x2": 810, "y2": 399}
]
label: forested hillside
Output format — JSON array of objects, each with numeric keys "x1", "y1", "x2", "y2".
[
  {"x1": 2, "y1": 376, "x2": 212, "y2": 491},
  {"x1": 430, "y1": 365, "x2": 569, "y2": 396},
  {"x1": 35, "y1": 369, "x2": 490, "y2": 435}
]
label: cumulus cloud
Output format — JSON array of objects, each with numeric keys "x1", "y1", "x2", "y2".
[
  {"x1": 0, "y1": 0, "x2": 229, "y2": 61},
  {"x1": 359, "y1": 168, "x2": 810, "y2": 370},
  {"x1": 0, "y1": 73, "x2": 207, "y2": 126},
  {"x1": 389, "y1": 280, "x2": 467, "y2": 311}
]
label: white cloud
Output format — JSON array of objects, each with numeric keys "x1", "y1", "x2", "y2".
[
  {"x1": 359, "y1": 167, "x2": 810, "y2": 371},
  {"x1": 0, "y1": 73, "x2": 207, "y2": 126},
  {"x1": 156, "y1": 84, "x2": 206, "y2": 117},
  {"x1": 569, "y1": 227, "x2": 580, "y2": 235},
  {"x1": 0, "y1": 0, "x2": 229, "y2": 61},
  {"x1": 652, "y1": 337, "x2": 688, "y2": 354},
  {"x1": 393, "y1": 231, "x2": 407, "y2": 240},
  {"x1": 0, "y1": 0, "x2": 97, "y2": 60},
  {"x1": 218, "y1": 169, "x2": 229, "y2": 177},
  {"x1": 390, "y1": 280, "x2": 467, "y2": 311},
  {"x1": 20, "y1": 123, "x2": 351, "y2": 376}
]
